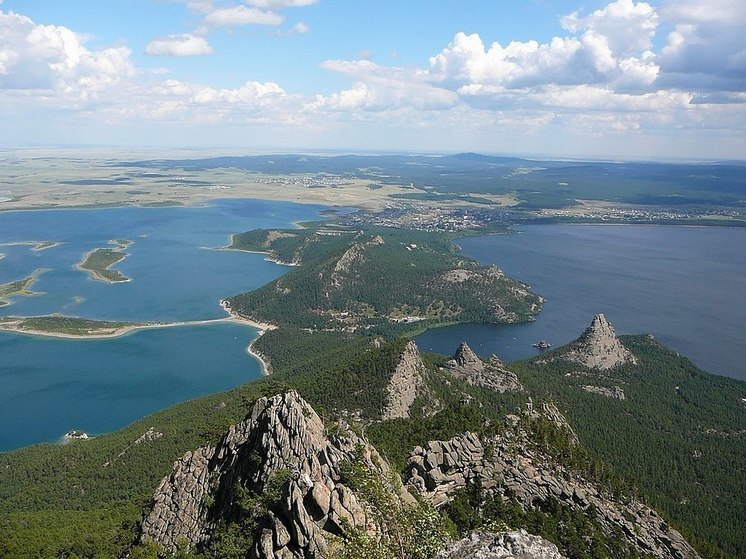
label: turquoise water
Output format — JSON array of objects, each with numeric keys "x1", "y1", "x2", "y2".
[
  {"x1": 416, "y1": 225, "x2": 746, "y2": 382},
  {"x1": 0, "y1": 199, "x2": 326, "y2": 451}
]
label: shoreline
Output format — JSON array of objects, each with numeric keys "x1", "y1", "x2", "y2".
[
  {"x1": 0, "y1": 304, "x2": 278, "y2": 374},
  {"x1": 0, "y1": 317, "x2": 234, "y2": 340},
  {"x1": 220, "y1": 299, "x2": 277, "y2": 376}
]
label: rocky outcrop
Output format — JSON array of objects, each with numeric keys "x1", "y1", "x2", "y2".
[
  {"x1": 446, "y1": 342, "x2": 523, "y2": 393},
  {"x1": 437, "y1": 530, "x2": 566, "y2": 559},
  {"x1": 382, "y1": 340, "x2": 428, "y2": 420},
  {"x1": 555, "y1": 314, "x2": 637, "y2": 370},
  {"x1": 405, "y1": 405, "x2": 699, "y2": 559},
  {"x1": 582, "y1": 385, "x2": 626, "y2": 400},
  {"x1": 141, "y1": 391, "x2": 388, "y2": 557}
]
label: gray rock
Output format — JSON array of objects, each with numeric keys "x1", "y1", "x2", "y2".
[
  {"x1": 446, "y1": 342, "x2": 523, "y2": 393},
  {"x1": 382, "y1": 340, "x2": 428, "y2": 419},
  {"x1": 140, "y1": 391, "x2": 388, "y2": 557},
  {"x1": 555, "y1": 314, "x2": 637, "y2": 370},
  {"x1": 437, "y1": 530, "x2": 567, "y2": 559},
  {"x1": 404, "y1": 404, "x2": 699, "y2": 559}
]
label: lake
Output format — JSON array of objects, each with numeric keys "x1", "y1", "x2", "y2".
[
  {"x1": 416, "y1": 225, "x2": 746, "y2": 382},
  {"x1": 0, "y1": 199, "x2": 326, "y2": 451}
]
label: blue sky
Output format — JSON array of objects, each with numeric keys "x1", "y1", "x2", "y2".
[{"x1": 1, "y1": 0, "x2": 744, "y2": 159}]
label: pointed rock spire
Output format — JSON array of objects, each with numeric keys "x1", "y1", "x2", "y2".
[
  {"x1": 453, "y1": 342, "x2": 485, "y2": 372},
  {"x1": 561, "y1": 313, "x2": 637, "y2": 370},
  {"x1": 446, "y1": 342, "x2": 522, "y2": 393},
  {"x1": 382, "y1": 341, "x2": 428, "y2": 420}
]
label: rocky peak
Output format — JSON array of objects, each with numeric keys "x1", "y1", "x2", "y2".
[
  {"x1": 141, "y1": 390, "x2": 387, "y2": 557},
  {"x1": 559, "y1": 313, "x2": 637, "y2": 370},
  {"x1": 452, "y1": 342, "x2": 484, "y2": 372},
  {"x1": 446, "y1": 342, "x2": 523, "y2": 394},
  {"x1": 382, "y1": 340, "x2": 429, "y2": 420}
]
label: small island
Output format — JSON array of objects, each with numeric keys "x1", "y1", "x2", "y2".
[
  {"x1": 0, "y1": 269, "x2": 46, "y2": 306},
  {"x1": 76, "y1": 239, "x2": 133, "y2": 283},
  {"x1": 32, "y1": 241, "x2": 60, "y2": 251}
]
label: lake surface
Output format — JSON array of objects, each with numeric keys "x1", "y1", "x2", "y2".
[
  {"x1": 0, "y1": 199, "x2": 326, "y2": 451},
  {"x1": 416, "y1": 225, "x2": 746, "y2": 382}
]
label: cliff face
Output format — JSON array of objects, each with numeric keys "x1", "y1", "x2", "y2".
[
  {"x1": 141, "y1": 391, "x2": 388, "y2": 558},
  {"x1": 553, "y1": 314, "x2": 637, "y2": 370},
  {"x1": 446, "y1": 342, "x2": 523, "y2": 393}
]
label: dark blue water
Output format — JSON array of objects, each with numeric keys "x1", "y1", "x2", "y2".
[
  {"x1": 0, "y1": 199, "x2": 325, "y2": 451},
  {"x1": 416, "y1": 225, "x2": 746, "y2": 382}
]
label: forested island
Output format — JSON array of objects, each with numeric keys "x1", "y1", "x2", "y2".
[{"x1": 76, "y1": 239, "x2": 132, "y2": 283}]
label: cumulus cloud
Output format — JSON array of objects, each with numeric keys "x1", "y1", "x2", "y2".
[
  {"x1": 658, "y1": 0, "x2": 746, "y2": 92},
  {"x1": 145, "y1": 34, "x2": 213, "y2": 56},
  {"x1": 561, "y1": 0, "x2": 658, "y2": 56},
  {"x1": 204, "y1": 6, "x2": 283, "y2": 27},
  {"x1": 0, "y1": 11, "x2": 134, "y2": 94}
]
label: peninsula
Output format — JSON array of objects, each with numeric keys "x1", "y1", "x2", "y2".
[{"x1": 0, "y1": 268, "x2": 46, "y2": 306}]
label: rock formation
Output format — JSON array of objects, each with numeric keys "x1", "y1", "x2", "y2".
[
  {"x1": 446, "y1": 342, "x2": 523, "y2": 393},
  {"x1": 382, "y1": 340, "x2": 428, "y2": 420},
  {"x1": 141, "y1": 388, "x2": 701, "y2": 559},
  {"x1": 404, "y1": 406, "x2": 699, "y2": 559},
  {"x1": 437, "y1": 530, "x2": 566, "y2": 559},
  {"x1": 581, "y1": 384, "x2": 626, "y2": 400},
  {"x1": 555, "y1": 314, "x2": 637, "y2": 370},
  {"x1": 141, "y1": 391, "x2": 388, "y2": 557}
]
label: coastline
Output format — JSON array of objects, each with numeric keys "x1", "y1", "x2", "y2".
[{"x1": 220, "y1": 299, "x2": 277, "y2": 376}]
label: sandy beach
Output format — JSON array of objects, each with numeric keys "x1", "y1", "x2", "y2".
[
  {"x1": 0, "y1": 317, "x2": 233, "y2": 340},
  {"x1": 219, "y1": 300, "x2": 278, "y2": 375}
]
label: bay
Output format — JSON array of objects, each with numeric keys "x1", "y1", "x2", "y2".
[
  {"x1": 0, "y1": 199, "x2": 326, "y2": 451},
  {"x1": 416, "y1": 225, "x2": 746, "y2": 382}
]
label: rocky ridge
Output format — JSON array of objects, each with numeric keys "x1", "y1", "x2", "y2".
[
  {"x1": 141, "y1": 388, "x2": 702, "y2": 559},
  {"x1": 404, "y1": 405, "x2": 699, "y2": 559},
  {"x1": 446, "y1": 342, "x2": 523, "y2": 393},
  {"x1": 141, "y1": 391, "x2": 390, "y2": 557},
  {"x1": 437, "y1": 530, "x2": 566, "y2": 559},
  {"x1": 552, "y1": 314, "x2": 637, "y2": 370}
]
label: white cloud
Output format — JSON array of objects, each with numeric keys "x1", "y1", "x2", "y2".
[
  {"x1": 316, "y1": 59, "x2": 458, "y2": 112},
  {"x1": 292, "y1": 21, "x2": 310, "y2": 34},
  {"x1": 204, "y1": 6, "x2": 283, "y2": 27},
  {"x1": 561, "y1": 0, "x2": 658, "y2": 56},
  {"x1": 658, "y1": 0, "x2": 746, "y2": 92},
  {"x1": 0, "y1": 11, "x2": 134, "y2": 94},
  {"x1": 145, "y1": 34, "x2": 213, "y2": 56},
  {"x1": 1, "y1": 0, "x2": 745, "y2": 159}
]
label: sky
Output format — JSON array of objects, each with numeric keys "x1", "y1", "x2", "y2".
[{"x1": 1, "y1": 0, "x2": 745, "y2": 160}]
